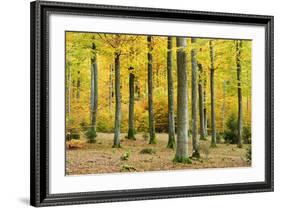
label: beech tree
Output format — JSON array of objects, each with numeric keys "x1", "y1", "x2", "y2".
[
  {"x1": 166, "y1": 36, "x2": 175, "y2": 148},
  {"x1": 127, "y1": 66, "x2": 135, "y2": 140},
  {"x1": 174, "y1": 37, "x2": 190, "y2": 163},
  {"x1": 89, "y1": 41, "x2": 98, "y2": 143},
  {"x1": 198, "y1": 62, "x2": 206, "y2": 140},
  {"x1": 147, "y1": 36, "x2": 156, "y2": 144},
  {"x1": 108, "y1": 64, "x2": 113, "y2": 111},
  {"x1": 191, "y1": 38, "x2": 200, "y2": 157},
  {"x1": 236, "y1": 40, "x2": 243, "y2": 148},
  {"x1": 203, "y1": 74, "x2": 208, "y2": 138},
  {"x1": 221, "y1": 80, "x2": 226, "y2": 134},
  {"x1": 209, "y1": 40, "x2": 217, "y2": 147},
  {"x1": 76, "y1": 71, "x2": 81, "y2": 99},
  {"x1": 113, "y1": 49, "x2": 122, "y2": 147}
]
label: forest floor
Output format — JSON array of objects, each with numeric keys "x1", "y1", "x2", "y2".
[{"x1": 66, "y1": 133, "x2": 251, "y2": 175}]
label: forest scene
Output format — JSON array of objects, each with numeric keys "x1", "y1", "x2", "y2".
[{"x1": 65, "y1": 32, "x2": 252, "y2": 175}]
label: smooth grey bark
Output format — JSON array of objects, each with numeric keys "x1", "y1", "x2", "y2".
[
  {"x1": 236, "y1": 40, "x2": 243, "y2": 148},
  {"x1": 174, "y1": 37, "x2": 190, "y2": 163},
  {"x1": 209, "y1": 40, "x2": 217, "y2": 147},
  {"x1": 167, "y1": 37, "x2": 176, "y2": 149},
  {"x1": 113, "y1": 50, "x2": 121, "y2": 148},
  {"x1": 89, "y1": 43, "x2": 98, "y2": 142},
  {"x1": 109, "y1": 64, "x2": 113, "y2": 111},
  {"x1": 198, "y1": 63, "x2": 206, "y2": 140},
  {"x1": 76, "y1": 71, "x2": 80, "y2": 99},
  {"x1": 147, "y1": 36, "x2": 156, "y2": 144},
  {"x1": 127, "y1": 67, "x2": 135, "y2": 140},
  {"x1": 191, "y1": 38, "x2": 200, "y2": 157}
]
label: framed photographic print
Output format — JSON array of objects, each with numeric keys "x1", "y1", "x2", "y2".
[{"x1": 30, "y1": 0, "x2": 274, "y2": 207}]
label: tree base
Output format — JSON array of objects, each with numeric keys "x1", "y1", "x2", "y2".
[
  {"x1": 192, "y1": 151, "x2": 200, "y2": 158},
  {"x1": 87, "y1": 139, "x2": 96, "y2": 144},
  {"x1": 237, "y1": 143, "x2": 243, "y2": 148},
  {"x1": 167, "y1": 140, "x2": 175, "y2": 149},
  {"x1": 149, "y1": 139, "x2": 157, "y2": 144},
  {"x1": 112, "y1": 144, "x2": 121, "y2": 148},
  {"x1": 127, "y1": 129, "x2": 136, "y2": 140},
  {"x1": 127, "y1": 137, "x2": 136, "y2": 140},
  {"x1": 149, "y1": 135, "x2": 157, "y2": 144},
  {"x1": 173, "y1": 155, "x2": 192, "y2": 164},
  {"x1": 210, "y1": 143, "x2": 217, "y2": 148},
  {"x1": 200, "y1": 136, "x2": 207, "y2": 141}
]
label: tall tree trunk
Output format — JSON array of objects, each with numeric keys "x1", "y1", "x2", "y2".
[
  {"x1": 221, "y1": 80, "x2": 226, "y2": 134},
  {"x1": 76, "y1": 71, "x2": 80, "y2": 99},
  {"x1": 209, "y1": 40, "x2": 217, "y2": 147},
  {"x1": 113, "y1": 50, "x2": 121, "y2": 148},
  {"x1": 90, "y1": 43, "x2": 98, "y2": 143},
  {"x1": 191, "y1": 38, "x2": 200, "y2": 157},
  {"x1": 72, "y1": 80, "x2": 75, "y2": 97},
  {"x1": 167, "y1": 37, "x2": 176, "y2": 149},
  {"x1": 174, "y1": 37, "x2": 190, "y2": 163},
  {"x1": 127, "y1": 67, "x2": 135, "y2": 140},
  {"x1": 109, "y1": 64, "x2": 113, "y2": 111},
  {"x1": 236, "y1": 40, "x2": 243, "y2": 148},
  {"x1": 198, "y1": 63, "x2": 206, "y2": 140},
  {"x1": 203, "y1": 76, "x2": 208, "y2": 137},
  {"x1": 135, "y1": 77, "x2": 140, "y2": 99},
  {"x1": 67, "y1": 66, "x2": 71, "y2": 117},
  {"x1": 147, "y1": 36, "x2": 156, "y2": 144}
]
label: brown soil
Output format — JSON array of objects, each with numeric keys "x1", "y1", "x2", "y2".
[{"x1": 66, "y1": 133, "x2": 251, "y2": 175}]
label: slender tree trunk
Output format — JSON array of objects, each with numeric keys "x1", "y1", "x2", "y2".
[
  {"x1": 236, "y1": 40, "x2": 243, "y2": 148},
  {"x1": 72, "y1": 80, "x2": 75, "y2": 97},
  {"x1": 174, "y1": 37, "x2": 190, "y2": 163},
  {"x1": 76, "y1": 71, "x2": 80, "y2": 99},
  {"x1": 167, "y1": 37, "x2": 176, "y2": 148},
  {"x1": 198, "y1": 63, "x2": 206, "y2": 140},
  {"x1": 127, "y1": 67, "x2": 135, "y2": 140},
  {"x1": 203, "y1": 77, "x2": 208, "y2": 137},
  {"x1": 89, "y1": 43, "x2": 98, "y2": 143},
  {"x1": 147, "y1": 36, "x2": 156, "y2": 144},
  {"x1": 113, "y1": 50, "x2": 121, "y2": 148},
  {"x1": 191, "y1": 38, "x2": 200, "y2": 157},
  {"x1": 156, "y1": 63, "x2": 160, "y2": 87},
  {"x1": 109, "y1": 64, "x2": 113, "y2": 111},
  {"x1": 135, "y1": 78, "x2": 140, "y2": 99},
  {"x1": 209, "y1": 40, "x2": 217, "y2": 147},
  {"x1": 68, "y1": 67, "x2": 71, "y2": 117},
  {"x1": 221, "y1": 80, "x2": 226, "y2": 134}
]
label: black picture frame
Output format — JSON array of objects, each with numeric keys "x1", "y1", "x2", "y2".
[{"x1": 30, "y1": 0, "x2": 274, "y2": 207}]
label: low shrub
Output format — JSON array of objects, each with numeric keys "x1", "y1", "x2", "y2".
[
  {"x1": 140, "y1": 148, "x2": 156, "y2": 154},
  {"x1": 224, "y1": 113, "x2": 238, "y2": 144},
  {"x1": 121, "y1": 164, "x2": 136, "y2": 172},
  {"x1": 85, "y1": 127, "x2": 96, "y2": 143},
  {"x1": 224, "y1": 113, "x2": 252, "y2": 145},
  {"x1": 120, "y1": 152, "x2": 130, "y2": 161},
  {"x1": 96, "y1": 110, "x2": 114, "y2": 132},
  {"x1": 243, "y1": 125, "x2": 251, "y2": 144}
]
